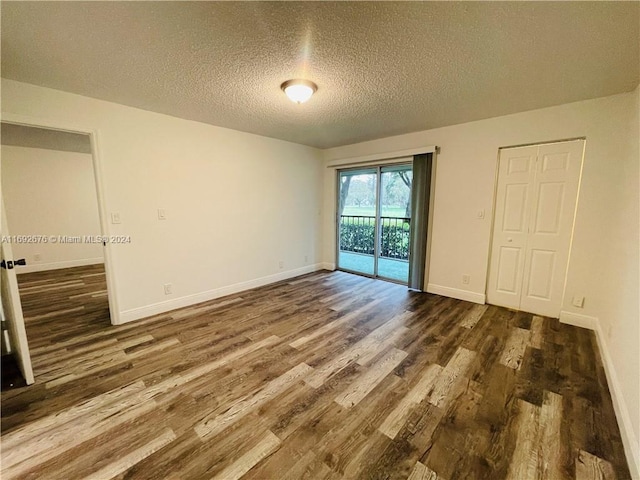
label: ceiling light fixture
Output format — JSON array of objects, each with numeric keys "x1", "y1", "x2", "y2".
[{"x1": 281, "y1": 79, "x2": 317, "y2": 104}]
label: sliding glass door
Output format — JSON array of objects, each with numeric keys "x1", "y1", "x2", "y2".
[
  {"x1": 378, "y1": 165, "x2": 412, "y2": 281},
  {"x1": 337, "y1": 168, "x2": 377, "y2": 276},
  {"x1": 337, "y1": 164, "x2": 412, "y2": 283}
]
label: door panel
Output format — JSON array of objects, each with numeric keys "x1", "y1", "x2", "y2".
[
  {"x1": 487, "y1": 146, "x2": 537, "y2": 310},
  {"x1": 534, "y1": 182, "x2": 565, "y2": 234},
  {"x1": 1, "y1": 200, "x2": 34, "y2": 384},
  {"x1": 495, "y1": 246, "x2": 521, "y2": 294},
  {"x1": 526, "y1": 249, "x2": 555, "y2": 299},
  {"x1": 507, "y1": 155, "x2": 532, "y2": 174},
  {"x1": 378, "y1": 166, "x2": 411, "y2": 283},
  {"x1": 489, "y1": 140, "x2": 584, "y2": 318},
  {"x1": 503, "y1": 184, "x2": 529, "y2": 232},
  {"x1": 519, "y1": 140, "x2": 584, "y2": 317},
  {"x1": 541, "y1": 151, "x2": 569, "y2": 172},
  {"x1": 337, "y1": 169, "x2": 377, "y2": 276}
]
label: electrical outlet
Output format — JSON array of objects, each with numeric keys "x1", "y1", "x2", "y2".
[
  {"x1": 111, "y1": 212, "x2": 121, "y2": 224},
  {"x1": 279, "y1": 260, "x2": 284, "y2": 270},
  {"x1": 572, "y1": 295, "x2": 585, "y2": 308},
  {"x1": 164, "y1": 283, "x2": 173, "y2": 295},
  {"x1": 34, "y1": 253, "x2": 41, "y2": 262},
  {"x1": 462, "y1": 274, "x2": 470, "y2": 285},
  {"x1": 304, "y1": 255, "x2": 308, "y2": 263}
]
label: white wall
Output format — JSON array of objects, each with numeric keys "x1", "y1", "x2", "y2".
[
  {"x1": 595, "y1": 85, "x2": 639, "y2": 477},
  {"x1": 323, "y1": 90, "x2": 639, "y2": 475},
  {"x1": 2, "y1": 146, "x2": 103, "y2": 273},
  {"x1": 1, "y1": 79, "x2": 324, "y2": 323}
]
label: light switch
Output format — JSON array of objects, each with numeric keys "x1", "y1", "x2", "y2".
[
  {"x1": 111, "y1": 212, "x2": 121, "y2": 224},
  {"x1": 477, "y1": 209, "x2": 485, "y2": 219},
  {"x1": 158, "y1": 208, "x2": 166, "y2": 220}
]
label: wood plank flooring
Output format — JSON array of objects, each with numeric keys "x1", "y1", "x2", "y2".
[{"x1": 0, "y1": 265, "x2": 631, "y2": 479}]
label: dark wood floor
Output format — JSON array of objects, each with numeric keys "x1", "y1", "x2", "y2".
[{"x1": 0, "y1": 265, "x2": 630, "y2": 479}]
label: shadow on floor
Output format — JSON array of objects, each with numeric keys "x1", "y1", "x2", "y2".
[{"x1": 1, "y1": 354, "x2": 26, "y2": 391}]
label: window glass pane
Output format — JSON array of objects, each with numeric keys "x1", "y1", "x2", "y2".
[
  {"x1": 337, "y1": 170, "x2": 376, "y2": 276},
  {"x1": 378, "y1": 166, "x2": 412, "y2": 282}
]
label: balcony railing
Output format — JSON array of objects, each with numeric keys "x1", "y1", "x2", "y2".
[{"x1": 339, "y1": 215, "x2": 410, "y2": 260}]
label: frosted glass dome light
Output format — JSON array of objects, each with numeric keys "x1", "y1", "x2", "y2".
[{"x1": 281, "y1": 79, "x2": 317, "y2": 104}]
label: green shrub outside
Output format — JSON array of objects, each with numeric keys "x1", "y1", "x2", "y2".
[{"x1": 339, "y1": 222, "x2": 409, "y2": 260}]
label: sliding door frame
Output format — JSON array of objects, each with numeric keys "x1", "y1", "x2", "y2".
[
  {"x1": 335, "y1": 162, "x2": 412, "y2": 285},
  {"x1": 373, "y1": 167, "x2": 383, "y2": 278}
]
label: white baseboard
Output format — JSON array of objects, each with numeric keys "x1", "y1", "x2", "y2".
[
  {"x1": 559, "y1": 310, "x2": 598, "y2": 330},
  {"x1": 426, "y1": 283, "x2": 485, "y2": 304},
  {"x1": 560, "y1": 313, "x2": 639, "y2": 478},
  {"x1": 321, "y1": 262, "x2": 336, "y2": 271},
  {"x1": 118, "y1": 263, "x2": 326, "y2": 324},
  {"x1": 17, "y1": 257, "x2": 104, "y2": 274}
]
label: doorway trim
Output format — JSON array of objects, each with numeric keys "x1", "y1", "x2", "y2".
[{"x1": 1, "y1": 113, "x2": 120, "y2": 325}]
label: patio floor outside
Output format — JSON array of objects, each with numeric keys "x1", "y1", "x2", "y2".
[{"x1": 338, "y1": 251, "x2": 409, "y2": 283}]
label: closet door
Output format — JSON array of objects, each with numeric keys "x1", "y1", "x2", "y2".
[
  {"x1": 487, "y1": 146, "x2": 538, "y2": 310},
  {"x1": 487, "y1": 140, "x2": 584, "y2": 318},
  {"x1": 519, "y1": 140, "x2": 584, "y2": 317}
]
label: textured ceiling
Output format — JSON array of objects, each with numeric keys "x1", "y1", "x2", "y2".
[
  {"x1": 1, "y1": 123, "x2": 91, "y2": 154},
  {"x1": 2, "y1": 2, "x2": 639, "y2": 149}
]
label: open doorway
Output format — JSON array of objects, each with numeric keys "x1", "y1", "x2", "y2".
[{"x1": 1, "y1": 122, "x2": 114, "y2": 387}]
